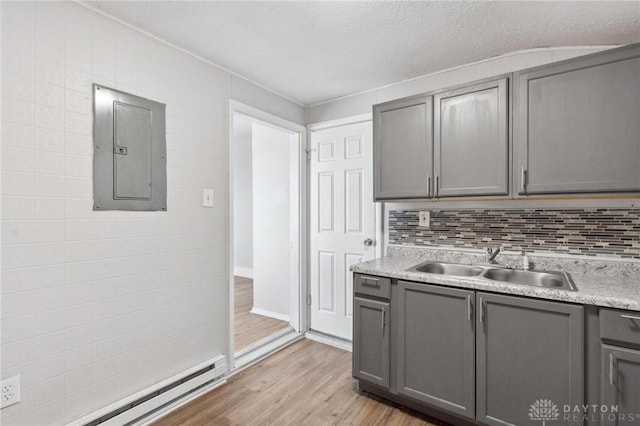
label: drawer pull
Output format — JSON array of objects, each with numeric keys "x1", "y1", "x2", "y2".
[
  {"x1": 620, "y1": 314, "x2": 640, "y2": 321},
  {"x1": 362, "y1": 278, "x2": 380, "y2": 287}
]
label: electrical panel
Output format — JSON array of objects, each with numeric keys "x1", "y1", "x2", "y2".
[{"x1": 93, "y1": 84, "x2": 166, "y2": 211}]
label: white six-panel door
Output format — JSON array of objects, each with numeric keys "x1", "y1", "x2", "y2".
[{"x1": 310, "y1": 121, "x2": 376, "y2": 340}]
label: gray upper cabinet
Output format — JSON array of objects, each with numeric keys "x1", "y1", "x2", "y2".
[
  {"x1": 514, "y1": 45, "x2": 640, "y2": 195},
  {"x1": 476, "y1": 292, "x2": 584, "y2": 426},
  {"x1": 601, "y1": 345, "x2": 640, "y2": 425},
  {"x1": 373, "y1": 96, "x2": 433, "y2": 200},
  {"x1": 434, "y1": 78, "x2": 509, "y2": 197},
  {"x1": 394, "y1": 281, "x2": 475, "y2": 419},
  {"x1": 353, "y1": 297, "x2": 390, "y2": 388}
]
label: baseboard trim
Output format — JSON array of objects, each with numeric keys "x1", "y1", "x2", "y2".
[
  {"x1": 67, "y1": 355, "x2": 227, "y2": 426},
  {"x1": 305, "y1": 330, "x2": 352, "y2": 352},
  {"x1": 234, "y1": 267, "x2": 254, "y2": 279},
  {"x1": 250, "y1": 307, "x2": 290, "y2": 322}
]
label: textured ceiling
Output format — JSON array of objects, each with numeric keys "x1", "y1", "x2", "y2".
[{"x1": 88, "y1": 1, "x2": 640, "y2": 106}]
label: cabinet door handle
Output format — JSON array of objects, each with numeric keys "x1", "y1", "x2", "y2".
[
  {"x1": 427, "y1": 176, "x2": 431, "y2": 198},
  {"x1": 520, "y1": 167, "x2": 527, "y2": 192},
  {"x1": 621, "y1": 314, "x2": 640, "y2": 321},
  {"x1": 609, "y1": 353, "x2": 615, "y2": 386},
  {"x1": 381, "y1": 309, "x2": 386, "y2": 334},
  {"x1": 467, "y1": 295, "x2": 472, "y2": 322},
  {"x1": 479, "y1": 297, "x2": 485, "y2": 324},
  {"x1": 435, "y1": 175, "x2": 439, "y2": 198}
]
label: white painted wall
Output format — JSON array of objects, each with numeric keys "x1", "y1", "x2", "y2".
[
  {"x1": 250, "y1": 123, "x2": 292, "y2": 320},
  {"x1": 306, "y1": 46, "x2": 613, "y2": 124},
  {"x1": 0, "y1": 2, "x2": 304, "y2": 425},
  {"x1": 232, "y1": 115, "x2": 253, "y2": 278}
]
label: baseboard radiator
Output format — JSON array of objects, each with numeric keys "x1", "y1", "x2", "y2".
[{"x1": 71, "y1": 356, "x2": 227, "y2": 426}]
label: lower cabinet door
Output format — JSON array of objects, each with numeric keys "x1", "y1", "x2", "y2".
[
  {"x1": 395, "y1": 281, "x2": 475, "y2": 419},
  {"x1": 601, "y1": 345, "x2": 640, "y2": 426},
  {"x1": 353, "y1": 297, "x2": 390, "y2": 388},
  {"x1": 476, "y1": 292, "x2": 584, "y2": 426}
]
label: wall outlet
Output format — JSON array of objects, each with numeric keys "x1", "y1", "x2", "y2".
[
  {"x1": 419, "y1": 211, "x2": 430, "y2": 228},
  {"x1": 202, "y1": 189, "x2": 214, "y2": 207},
  {"x1": 1, "y1": 375, "x2": 20, "y2": 408}
]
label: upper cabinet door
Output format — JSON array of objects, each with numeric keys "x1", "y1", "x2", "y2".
[
  {"x1": 373, "y1": 96, "x2": 433, "y2": 200},
  {"x1": 515, "y1": 46, "x2": 640, "y2": 195},
  {"x1": 434, "y1": 78, "x2": 509, "y2": 197}
]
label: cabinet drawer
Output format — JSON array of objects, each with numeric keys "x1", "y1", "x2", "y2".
[
  {"x1": 600, "y1": 308, "x2": 640, "y2": 346},
  {"x1": 354, "y1": 274, "x2": 391, "y2": 299}
]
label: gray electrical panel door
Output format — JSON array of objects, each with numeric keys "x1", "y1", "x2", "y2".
[
  {"x1": 476, "y1": 292, "x2": 584, "y2": 426},
  {"x1": 353, "y1": 297, "x2": 390, "y2": 388},
  {"x1": 601, "y1": 345, "x2": 640, "y2": 426},
  {"x1": 373, "y1": 96, "x2": 433, "y2": 200},
  {"x1": 434, "y1": 78, "x2": 509, "y2": 197},
  {"x1": 93, "y1": 84, "x2": 166, "y2": 211},
  {"x1": 514, "y1": 45, "x2": 640, "y2": 194},
  {"x1": 395, "y1": 281, "x2": 475, "y2": 420}
]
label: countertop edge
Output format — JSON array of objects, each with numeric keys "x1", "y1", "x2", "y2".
[{"x1": 351, "y1": 264, "x2": 640, "y2": 312}]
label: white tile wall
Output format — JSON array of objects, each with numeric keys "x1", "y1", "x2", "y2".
[{"x1": 1, "y1": 2, "x2": 304, "y2": 424}]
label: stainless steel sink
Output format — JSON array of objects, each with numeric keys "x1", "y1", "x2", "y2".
[
  {"x1": 407, "y1": 261, "x2": 577, "y2": 291},
  {"x1": 411, "y1": 262, "x2": 484, "y2": 277},
  {"x1": 481, "y1": 268, "x2": 576, "y2": 291}
]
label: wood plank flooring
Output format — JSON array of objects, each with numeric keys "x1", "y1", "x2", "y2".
[
  {"x1": 153, "y1": 339, "x2": 444, "y2": 426},
  {"x1": 234, "y1": 276, "x2": 290, "y2": 351}
]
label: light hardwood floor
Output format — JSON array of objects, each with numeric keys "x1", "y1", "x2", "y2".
[
  {"x1": 234, "y1": 276, "x2": 290, "y2": 351},
  {"x1": 153, "y1": 339, "x2": 443, "y2": 426}
]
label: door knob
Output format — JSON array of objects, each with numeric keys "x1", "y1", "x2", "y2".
[{"x1": 364, "y1": 238, "x2": 374, "y2": 246}]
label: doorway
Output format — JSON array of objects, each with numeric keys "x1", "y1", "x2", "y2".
[
  {"x1": 308, "y1": 118, "x2": 381, "y2": 344},
  {"x1": 229, "y1": 102, "x2": 306, "y2": 367}
]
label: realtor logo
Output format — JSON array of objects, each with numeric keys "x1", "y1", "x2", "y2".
[{"x1": 529, "y1": 399, "x2": 560, "y2": 425}]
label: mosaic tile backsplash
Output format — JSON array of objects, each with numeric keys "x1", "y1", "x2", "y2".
[{"x1": 388, "y1": 209, "x2": 640, "y2": 259}]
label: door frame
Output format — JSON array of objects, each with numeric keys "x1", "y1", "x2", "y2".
[
  {"x1": 306, "y1": 113, "x2": 384, "y2": 341},
  {"x1": 227, "y1": 100, "x2": 308, "y2": 367}
]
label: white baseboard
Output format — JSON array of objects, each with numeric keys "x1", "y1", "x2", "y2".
[
  {"x1": 67, "y1": 355, "x2": 227, "y2": 426},
  {"x1": 234, "y1": 267, "x2": 254, "y2": 278},
  {"x1": 250, "y1": 306, "x2": 290, "y2": 322},
  {"x1": 305, "y1": 331, "x2": 352, "y2": 352}
]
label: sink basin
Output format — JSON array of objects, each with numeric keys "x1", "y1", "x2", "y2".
[
  {"x1": 407, "y1": 261, "x2": 577, "y2": 291},
  {"x1": 410, "y1": 262, "x2": 484, "y2": 277},
  {"x1": 481, "y1": 268, "x2": 577, "y2": 291}
]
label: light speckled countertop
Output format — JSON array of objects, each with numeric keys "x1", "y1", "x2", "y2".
[{"x1": 351, "y1": 247, "x2": 640, "y2": 311}]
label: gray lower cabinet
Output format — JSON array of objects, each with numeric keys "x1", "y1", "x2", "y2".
[
  {"x1": 599, "y1": 308, "x2": 640, "y2": 425},
  {"x1": 373, "y1": 96, "x2": 433, "y2": 200},
  {"x1": 395, "y1": 281, "x2": 475, "y2": 419},
  {"x1": 353, "y1": 297, "x2": 390, "y2": 388},
  {"x1": 476, "y1": 292, "x2": 584, "y2": 426},
  {"x1": 434, "y1": 78, "x2": 509, "y2": 197},
  {"x1": 601, "y1": 345, "x2": 640, "y2": 425},
  {"x1": 514, "y1": 45, "x2": 640, "y2": 195}
]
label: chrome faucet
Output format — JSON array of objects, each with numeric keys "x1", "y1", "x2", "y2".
[{"x1": 485, "y1": 246, "x2": 502, "y2": 264}]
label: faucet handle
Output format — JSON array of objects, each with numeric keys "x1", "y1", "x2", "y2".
[{"x1": 521, "y1": 250, "x2": 531, "y2": 270}]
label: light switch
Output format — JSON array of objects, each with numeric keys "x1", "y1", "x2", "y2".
[
  {"x1": 419, "y1": 211, "x2": 430, "y2": 228},
  {"x1": 202, "y1": 189, "x2": 214, "y2": 207}
]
